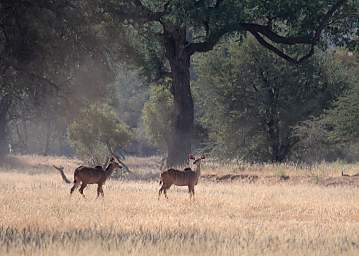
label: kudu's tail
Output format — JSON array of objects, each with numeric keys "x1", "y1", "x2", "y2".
[{"x1": 52, "y1": 165, "x2": 72, "y2": 184}]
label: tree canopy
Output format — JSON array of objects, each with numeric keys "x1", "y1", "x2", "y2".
[{"x1": 194, "y1": 37, "x2": 351, "y2": 162}]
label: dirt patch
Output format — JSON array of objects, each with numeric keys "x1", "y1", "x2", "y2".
[
  {"x1": 319, "y1": 176, "x2": 359, "y2": 187},
  {"x1": 203, "y1": 174, "x2": 259, "y2": 183}
]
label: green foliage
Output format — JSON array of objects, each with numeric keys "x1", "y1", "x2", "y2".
[
  {"x1": 193, "y1": 37, "x2": 349, "y2": 162},
  {"x1": 293, "y1": 51, "x2": 359, "y2": 162},
  {"x1": 142, "y1": 84, "x2": 174, "y2": 153},
  {"x1": 69, "y1": 104, "x2": 133, "y2": 164},
  {"x1": 293, "y1": 118, "x2": 345, "y2": 162},
  {"x1": 325, "y1": 89, "x2": 359, "y2": 142},
  {"x1": 323, "y1": 52, "x2": 359, "y2": 142}
]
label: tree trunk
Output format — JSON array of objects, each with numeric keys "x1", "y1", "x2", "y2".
[
  {"x1": 167, "y1": 57, "x2": 193, "y2": 166},
  {"x1": 267, "y1": 114, "x2": 290, "y2": 162},
  {"x1": 43, "y1": 117, "x2": 52, "y2": 156},
  {"x1": 164, "y1": 28, "x2": 194, "y2": 167},
  {"x1": 264, "y1": 86, "x2": 287, "y2": 162},
  {"x1": 267, "y1": 119, "x2": 283, "y2": 162},
  {"x1": 0, "y1": 96, "x2": 11, "y2": 157}
]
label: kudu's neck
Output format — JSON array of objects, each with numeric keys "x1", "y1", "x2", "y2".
[
  {"x1": 104, "y1": 164, "x2": 115, "y2": 177},
  {"x1": 194, "y1": 161, "x2": 201, "y2": 177}
]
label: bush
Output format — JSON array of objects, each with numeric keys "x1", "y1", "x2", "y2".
[{"x1": 69, "y1": 104, "x2": 133, "y2": 164}]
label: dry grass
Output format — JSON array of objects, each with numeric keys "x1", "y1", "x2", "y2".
[
  {"x1": 1, "y1": 155, "x2": 359, "y2": 255},
  {"x1": 203, "y1": 159, "x2": 359, "y2": 177}
]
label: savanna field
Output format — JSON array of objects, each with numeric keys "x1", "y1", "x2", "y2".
[{"x1": 1, "y1": 155, "x2": 359, "y2": 256}]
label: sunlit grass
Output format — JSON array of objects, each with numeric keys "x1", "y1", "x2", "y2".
[{"x1": 1, "y1": 155, "x2": 359, "y2": 255}]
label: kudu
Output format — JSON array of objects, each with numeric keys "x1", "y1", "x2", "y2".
[
  {"x1": 70, "y1": 157, "x2": 122, "y2": 198},
  {"x1": 159, "y1": 155, "x2": 205, "y2": 199}
]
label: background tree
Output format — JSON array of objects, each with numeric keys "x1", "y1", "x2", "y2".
[
  {"x1": 0, "y1": 0, "x2": 72, "y2": 156},
  {"x1": 0, "y1": 0, "x2": 134, "y2": 158},
  {"x1": 193, "y1": 37, "x2": 350, "y2": 162},
  {"x1": 102, "y1": 0, "x2": 356, "y2": 166},
  {"x1": 0, "y1": 0, "x2": 102, "y2": 157},
  {"x1": 323, "y1": 51, "x2": 359, "y2": 143},
  {"x1": 293, "y1": 50, "x2": 359, "y2": 162},
  {"x1": 292, "y1": 118, "x2": 347, "y2": 163}
]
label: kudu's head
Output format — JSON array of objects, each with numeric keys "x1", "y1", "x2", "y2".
[
  {"x1": 188, "y1": 154, "x2": 205, "y2": 166},
  {"x1": 105, "y1": 157, "x2": 123, "y2": 173},
  {"x1": 193, "y1": 155, "x2": 205, "y2": 165}
]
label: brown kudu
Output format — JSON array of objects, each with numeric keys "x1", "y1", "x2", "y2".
[
  {"x1": 70, "y1": 157, "x2": 122, "y2": 198},
  {"x1": 159, "y1": 155, "x2": 205, "y2": 199}
]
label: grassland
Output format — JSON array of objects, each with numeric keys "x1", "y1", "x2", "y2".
[{"x1": 1, "y1": 155, "x2": 359, "y2": 255}]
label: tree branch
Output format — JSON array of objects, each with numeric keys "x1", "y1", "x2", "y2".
[
  {"x1": 186, "y1": 24, "x2": 241, "y2": 54},
  {"x1": 187, "y1": 0, "x2": 347, "y2": 62},
  {"x1": 250, "y1": 31, "x2": 315, "y2": 64}
]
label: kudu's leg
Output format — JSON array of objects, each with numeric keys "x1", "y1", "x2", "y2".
[
  {"x1": 97, "y1": 185, "x2": 101, "y2": 198},
  {"x1": 70, "y1": 181, "x2": 80, "y2": 195},
  {"x1": 163, "y1": 188, "x2": 168, "y2": 199},
  {"x1": 100, "y1": 186, "x2": 104, "y2": 198},
  {"x1": 79, "y1": 183, "x2": 87, "y2": 198},
  {"x1": 189, "y1": 185, "x2": 195, "y2": 200},
  {"x1": 158, "y1": 186, "x2": 164, "y2": 200},
  {"x1": 163, "y1": 184, "x2": 172, "y2": 199},
  {"x1": 97, "y1": 185, "x2": 104, "y2": 198}
]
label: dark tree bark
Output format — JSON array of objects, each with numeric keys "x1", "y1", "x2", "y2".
[
  {"x1": 43, "y1": 115, "x2": 52, "y2": 156},
  {"x1": 264, "y1": 86, "x2": 290, "y2": 162},
  {"x1": 267, "y1": 119, "x2": 289, "y2": 163},
  {"x1": 0, "y1": 96, "x2": 12, "y2": 157},
  {"x1": 163, "y1": 27, "x2": 194, "y2": 166}
]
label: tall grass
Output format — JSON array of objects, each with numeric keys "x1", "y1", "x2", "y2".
[{"x1": 1, "y1": 155, "x2": 359, "y2": 255}]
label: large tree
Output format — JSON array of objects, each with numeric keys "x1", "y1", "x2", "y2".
[
  {"x1": 194, "y1": 37, "x2": 350, "y2": 162},
  {"x1": 103, "y1": 0, "x2": 356, "y2": 166}
]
